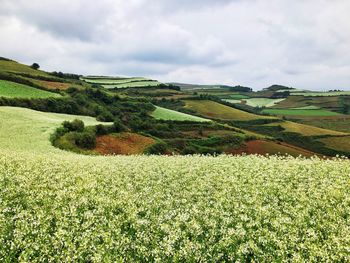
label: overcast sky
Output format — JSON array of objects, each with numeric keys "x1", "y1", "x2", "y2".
[{"x1": 1, "y1": 0, "x2": 349, "y2": 90}]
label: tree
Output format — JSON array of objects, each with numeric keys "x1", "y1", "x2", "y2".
[{"x1": 31, "y1": 63, "x2": 40, "y2": 70}]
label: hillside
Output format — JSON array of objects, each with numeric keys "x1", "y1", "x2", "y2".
[{"x1": 1, "y1": 58, "x2": 350, "y2": 261}]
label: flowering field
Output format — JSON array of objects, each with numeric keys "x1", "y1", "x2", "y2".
[{"x1": 1, "y1": 106, "x2": 350, "y2": 261}]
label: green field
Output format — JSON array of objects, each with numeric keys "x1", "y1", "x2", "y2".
[
  {"x1": 0, "y1": 80, "x2": 61, "y2": 99},
  {"x1": 292, "y1": 91, "x2": 350, "y2": 96},
  {"x1": 265, "y1": 121, "x2": 347, "y2": 136},
  {"x1": 290, "y1": 105, "x2": 321, "y2": 110},
  {"x1": 0, "y1": 107, "x2": 107, "y2": 153},
  {"x1": 318, "y1": 136, "x2": 350, "y2": 153},
  {"x1": 0, "y1": 60, "x2": 53, "y2": 78},
  {"x1": 224, "y1": 98, "x2": 285, "y2": 108},
  {"x1": 151, "y1": 106, "x2": 210, "y2": 122},
  {"x1": 184, "y1": 100, "x2": 274, "y2": 121},
  {"x1": 81, "y1": 76, "x2": 163, "y2": 89},
  {"x1": 263, "y1": 108, "x2": 340, "y2": 117}
]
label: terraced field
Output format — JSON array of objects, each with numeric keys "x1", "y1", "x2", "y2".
[
  {"x1": 81, "y1": 76, "x2": 163, "y2": 89},
  {"x1": 266, "y1": 121, "x2": 348, "y2": 136},
  {"x1": 292, "y1": 91, "x2": 350, "y2": 96},
  {"x1": 184, "y1": 100, "x2": 273, "y2": 121},
  {"x1": 318, "y1": 136, "x2": 350, "y2": 153},
  {"x1": 0, "y1": 80, "x2": 61, "y2": 99},
  {"x1": 225, "y1": 98, "x2": 285, "y2": 108},
  {"x1": 263, "y1": 108, "x2": 340, "y2": 117},
  {"x1": 230, "y1": 140, "x2": 318, "y2": 157},
  {"x1": 151, "y1": 106, "x2": 210, "y2": 122}
]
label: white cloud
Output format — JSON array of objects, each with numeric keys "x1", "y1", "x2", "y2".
[{"x1": 0, "y1": 0, "x2": 349, "y2": 90}]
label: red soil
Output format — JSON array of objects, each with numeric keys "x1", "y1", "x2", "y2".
[{"x1": 95, "y1": 133, "x2": 155, "y2": 155}]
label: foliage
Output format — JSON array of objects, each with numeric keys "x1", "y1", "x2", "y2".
[{"x1": 30, "y1": 63, "x2": 40, "y2": 70}]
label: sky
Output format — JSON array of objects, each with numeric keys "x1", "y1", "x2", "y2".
[{"x1": 0, "y1": 0, "x2": 349, "y2": 90}]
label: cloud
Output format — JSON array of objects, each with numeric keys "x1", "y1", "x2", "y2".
[{"x1": 0, "y1": 0, "x2": 349, "y2": 90}]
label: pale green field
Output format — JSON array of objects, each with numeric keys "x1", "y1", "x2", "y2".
[
  {"x1": 0, "y1": 80, "x2": 61, "y2": 99},
  {"x1": 1, "y1": 106, "x2": 350, "y2": 261},
  {"x1": 102, "y1": 81, "x2": 163, "y2": 89},
  {"x1": 0, "y1": 107, "x2": 107, "y2": 153},
  {"x1": 151, "y1": 106, "x2": 210, "y2": 122},
  {"x1": 224, "y1": 98, "x2": 285, "y2": 108},
  {"x1": 81, "y1": 76, "x2": 163, "y2": 89}
]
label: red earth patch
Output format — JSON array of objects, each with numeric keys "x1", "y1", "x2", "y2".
[{"x1": 95, "y1": 133, "x2": 155, "y2": 155}]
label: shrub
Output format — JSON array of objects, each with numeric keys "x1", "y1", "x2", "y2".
[
  {"x1": 95, "y1": 124, "x2": 109, "y2": 136},
  {"x1": 113, "y1": 120, "x2": 127, "y2": 133},
  {"x1": 145, "y1": 142, "x2": 168, "y2": 155},
  {"x1": 75, "y1": 132, "x2": 96, "y2": 149},
  {"x1": 62, "y1": 119, "x2": 85, "y2": 132}
]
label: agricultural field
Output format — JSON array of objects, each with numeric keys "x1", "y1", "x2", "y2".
[
  {"x1": 297, "y1": 116, "x2": 350, "y2": 133},
  {"x1": 0, "y1": 80, "x2": 61, "y2": 99},
  {"x1": 0, "y1": 106, "x2": 107, "y2": 153},
  {"x1": 32, "y1": 80, "x2": 80, "y2": 90},
  {"x1": 292, "y1": 91, "x2": 350, "y2": 96},
  {"x1": 265, "y1": 121, "x2": 347, "y2": 136},
  {"x1": 81, "y1": 76, "x2": 163, "y2": 89},
  {"x1": 1, "y1": 149, "x2": 350, "y2": 261},
  {"x1": 318, "y1": 136, "x2": 350, "y2": 153},
  {"x1": 0, "y1": 59, "x2": 53, "y2": 78},
  {"x1": 184, "y1": 100, "x2": 273, "y2": 121},
  {"x1": 263, "y1": 108, "x2": 340, "y2": 117},
  {"x1": 230, "y1": 140, "x2": 318, "y2": 157},
  {"x1": 151, "y1": 106, "x2": 210, "y2": 122},
  {"x1": 225, "y1": 98, "x2": 285, "y2": 108}
]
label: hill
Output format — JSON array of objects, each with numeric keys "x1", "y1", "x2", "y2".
[{"x1": 1, "y1": 57, "x2": 350, "y2": 261}]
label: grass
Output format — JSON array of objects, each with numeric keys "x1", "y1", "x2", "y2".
[
  {"x1": 263, "y1": 108, "x2": 340, "y2": 117},
  {"x1": 318, "y1": 136, "x2": 350, "y2": 153},
  {"x1": 298, "y1": 116, "x2": 350, "y2": 133},
  {"x1": 151, "y1": 106, "x2": 210, "y2": 122},
  {"x1": 266, "y1": 121, "x2": 348, "y2": 136},
  {"x1": 184, "y1": 100, "x2": 273, "y2": 121},
  {"x1": 0, "y1": 60, "x2": 53, "y2": 78},
  {"x1": 0, "y1": 80, "x2": 61, "y2": 98},
  {"x1": 0, "y1": 106, "x2": 108, "y2": 153}
]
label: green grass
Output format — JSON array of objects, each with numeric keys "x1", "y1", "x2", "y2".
[
  {"x1": 263, "y1": 108, "x2": 341, "y2": 117},
  {"x1": 0, "y1": 80, "x2": 61, "y2": 98},
  {"x1": 151, "y1": 106, "x2": 210, "y2": 122},
  {"x1": 0, "y1": 60, "x2": 53, "y2": 78},
  {"x1": 184, "y1": 100, "x2": 274, "y2": 121},
  {"x1": 0, "y1": 106, "x2": 108, "y2": 153}
]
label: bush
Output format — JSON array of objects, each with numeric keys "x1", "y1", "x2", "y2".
[
  {"x1": 97, "y1": 111, "x2": 114, "y2": 122},
  {"x1": 31, "y1": 63, "x2": 40, "y2": 70},
  {"x1": 145, "y1": 142, "x2": 168, "y2": 155},
  {"x1": 75, "y1": 132, "x2": 96, "y2": 149},
  {"x1": 95, "y1": 124, "x2": 108, "y2": 136},
  {"x1": 113, "y1": 120, "x2": 127, "y2": 133},
  {"x1": 62, "y1": 119, "x2": 85, "y2": 132}
]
